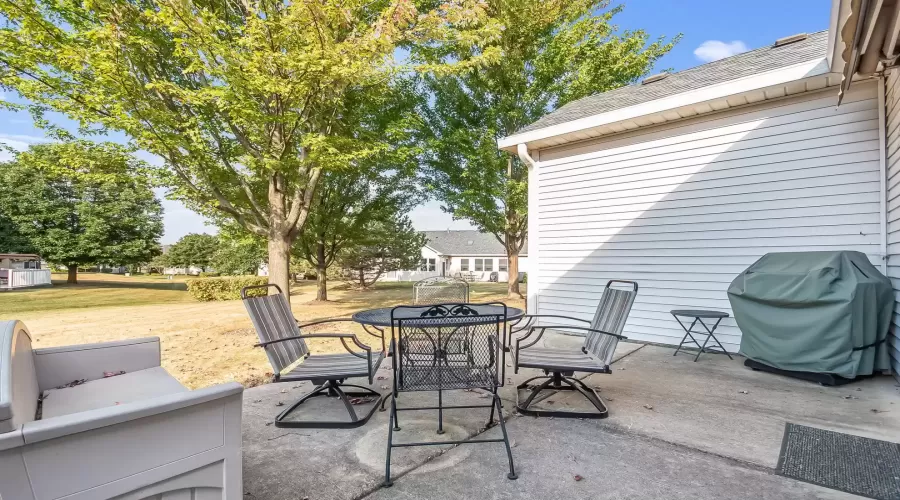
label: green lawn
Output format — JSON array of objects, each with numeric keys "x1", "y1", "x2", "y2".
[{"x1": 0, "y1": 273, "x2": 193, "y2": 315}]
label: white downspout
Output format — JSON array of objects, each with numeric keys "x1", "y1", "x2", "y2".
[
  {"x1": 517, "y1": 143, "x2": 539, "y2": 313},
  {"x1": 879, "y1": 73, "x2": 888, "y2": 273}
]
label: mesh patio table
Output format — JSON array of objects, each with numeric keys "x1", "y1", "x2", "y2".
[
  {"x1": 353, "y1": 304, "x2": 524, "y2": 328},
  {"x1": 671, "y1": 309, "x2": 734, "y2": 362}
]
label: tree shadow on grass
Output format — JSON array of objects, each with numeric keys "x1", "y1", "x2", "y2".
[{"x1": 40, "y1": 279, "x2": 189, "y2": 292}]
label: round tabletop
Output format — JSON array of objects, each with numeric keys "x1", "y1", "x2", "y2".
[
  {"x1": 352, "y1": 304, "x2": 525, "y2": 327},
  {"x1": 670, "y1": 309, "x2": 729, "y2": 319}
]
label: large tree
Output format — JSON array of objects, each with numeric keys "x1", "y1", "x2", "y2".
[
  {"x1": 338, "y1": 216, "x2": 425, "y2": 289},
  {"x1": 415, "y1": 1, "x2": 679, "y2": 297},
  {"x1": 0, "y1": 0, "x2": 500, "y2": 302},
  {"x1": 292, "y1": 81, "x2": 422, "y2": 301},
  {"x1": 293, "y1": 169, "x2": 420, "y2": 300},
  {"x1": 166, "y1": 233, "x2": 219, "y2": 272},
  {"x1": 0, "y1": 141, "x2": 163, "y2": 283}
]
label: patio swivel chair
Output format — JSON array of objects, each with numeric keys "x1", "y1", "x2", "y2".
[
  {"x1": 241, "y1": 284, "x2": 385, "y2": 428},
  {"x1": 512, "y1": 280, "x2": 638, "y2": 419},
  {"x1": 384, "y1": 303, "x2": 517, "y2": 486}
]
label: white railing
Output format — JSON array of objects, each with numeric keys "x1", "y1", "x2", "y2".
[{"x1": 1, "y1": 269, "x2": 52, "y2": 289}]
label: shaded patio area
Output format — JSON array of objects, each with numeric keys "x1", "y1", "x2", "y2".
[{"x1": 241, "y1": 335, "x2": 900, "y2": 499}]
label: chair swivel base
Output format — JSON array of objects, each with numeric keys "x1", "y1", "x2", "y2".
[
  {"x1": 274, "y1": 380, "x2": 385, "y2": 429},
  {"x1": 515, "y1": 373, "x2": 609, "y2": 419}
]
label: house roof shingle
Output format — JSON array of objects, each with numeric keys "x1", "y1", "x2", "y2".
[
  {"x1": 517, "y1": 30, "x2": 829, "y2": 134},
  {"x1": 423, "y1": 230, "x2": 526, "y2": 256}
]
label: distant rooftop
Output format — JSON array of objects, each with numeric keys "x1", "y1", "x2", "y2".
[
  {"x1": 517, "y1": 30, "x2": 829, "y2": 135},
  {"x1": 423, "y1": 231, "x2": 526, "y2": 256}
]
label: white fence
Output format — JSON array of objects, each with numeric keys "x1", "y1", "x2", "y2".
[{"x1": 1, "y1": 269, "x2": 52, "y2": 289}]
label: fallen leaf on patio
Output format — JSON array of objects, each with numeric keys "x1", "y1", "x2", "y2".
[
  {"x1": 606, "y1": 397, "x2": 614, "y2": 401},
  {"x1": 856, "y1": 387, "x2": 863, "y2": 391},
  {"x1": 280, "y1": 389, "x2": 287, "y2": 393},
  {"x1": 56, "y1": 379, "x2": 87, "y2": 389},
  {"x1": 574, "y1": 475, "x2": 583, "y2": 481},
  {"x1": 546, "y1": 400, "x2": 555, "y2": 405},
  {"x1": 618, "y1": 367, "x2": 626, "y2": 370},
  {"x1": 738, "y1": 390, "x2": 749, "y2": 394},
  {"x1": 253, "y1": 399, "x2": 262, "y2": 403},
  {"x1": 265, "y1": 422, "x2": 273, "y2": 426},
  {"x1": 275, "y1": 401, "x2": 285, "y2": 407},
  {"x1": 510, "y1": 440, "x2": 517, "y2": 448},
  {"x1": 643, "y1": 404, "x2": 653, "y2": 410},
  {"x1": 870, "y1": 408, "x2": 885, "y2": 413},
  {"x1": 381, "y1": 385, "x2": 389, "y2": 390},
  {"x1": 593, "y1": 386, "x2": 602, "y2": 392},
  {"x1": 377, "y1": 376, "x2": 387, "y2": 380},
  {"x1": 103, "y1": 370, "x2": 126, "y2": 378},
  {"x1": 350, "y1": 397, "x2": 377, "y2": 405},
  {"x1": 843, "y1": 395, "x2": 857, "y2": 400},
  {"x1": 478, "y1": 393, "x2": 491, "y2": 398}
]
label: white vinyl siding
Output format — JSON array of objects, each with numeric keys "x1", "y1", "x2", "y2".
[
  {"x1": 532, "y1": 82, "x2": 882, "y2": 351},
  {"x1": 884, "y1": 71, "x2": 900, "y2": 382}
]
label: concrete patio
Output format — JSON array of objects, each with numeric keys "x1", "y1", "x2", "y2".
[{"x1": 241, "y1": 335, "x2": 900, "y2": 499}]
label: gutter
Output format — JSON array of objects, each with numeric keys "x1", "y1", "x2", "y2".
[{"x1": 517, "y1": 144, "x2": 540, "y2": 314}]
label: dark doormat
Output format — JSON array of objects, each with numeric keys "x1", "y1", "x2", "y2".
[{"x1": 778, "y1": 423, "x2": 900, "y2": 500}]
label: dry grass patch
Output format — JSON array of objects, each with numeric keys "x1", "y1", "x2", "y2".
[{"x1": 1, "y1": 275, "x2": 525, "y2": 389}]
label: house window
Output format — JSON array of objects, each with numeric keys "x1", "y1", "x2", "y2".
[
  {"x1": 484, "y1": 259, "x2": 493, "y2": 272},
  {"x1": 420, "y1": 258, "x2": 435, "y2": 271},
  {"x1": 460, "y1": 259, "x2": 469, "y2": 271},
  {"x1": 499, "y1": 259, "x2": 508, "y2": 272},
  {"x1": 474, "y1": 259, "x2": 484, "y2": 271}
]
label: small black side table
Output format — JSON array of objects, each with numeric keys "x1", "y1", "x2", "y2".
[{"x1": 670, "y1": 310, "x2": 734, "y2": 362}]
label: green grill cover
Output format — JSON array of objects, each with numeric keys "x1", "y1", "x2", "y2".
[{"x1": 727, "y1": 251, "x2": 892, "y2": 379}]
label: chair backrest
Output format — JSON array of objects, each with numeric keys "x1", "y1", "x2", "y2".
[
  {"x1": 413, "y1": 277, "x2": 470, "y2": 305},
  {"x1": 390, "y1": 303, "x2": 505, "y2": 392},
  {"x1": 241, "y1": 284, "x2": 308, "y2": 373},
  {"x1": 583, "y1": 280, "x2": 638, "y2": 366}
]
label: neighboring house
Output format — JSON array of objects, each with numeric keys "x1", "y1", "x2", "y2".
[
  {"x1": 498, "y1": 0, "x2": 900, "y2": 380},
  {"x1": 383, "y1": 230, "x2": 528, "y2": 282}
]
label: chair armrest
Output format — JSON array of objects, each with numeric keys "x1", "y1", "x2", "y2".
[
  {"x1": 21, "y1": 382, "x2": 243, "y2": 445},
  {"x1": 296, "y1": 318, "x2": 356, "y2": 329},
  {"x1": 297, "y1": 318, "x2": 386, "y2": 352},
  {"x1": 535, "y1": 325, "x2": 627, "y2": 341},
  {"x1": 510, "y1": 314, "x2": 590, "y2": 334},
  {"x1": 33, "y1": 337, "x2": 161, "y2": 392},
  {"x1": 257, "y1": 333, "x2": 376, "y2": 360}
]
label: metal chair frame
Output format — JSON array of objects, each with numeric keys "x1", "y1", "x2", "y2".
[
  {"x1": 413, "y1": 276, "x2": 470, "y2": 305},
  {"x1": 242, "y1": 284, "x2": 386, "y2": 429},
  {"x1": 383, "y1": 303, "x2": 517, "y2": 487}
]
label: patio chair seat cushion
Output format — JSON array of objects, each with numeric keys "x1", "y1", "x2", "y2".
[
  {"x1": 280, "y1": 351, "x2": 384, "y2": 381},
  {"x1": 515, "y1": 347, "x2": 611, "y2": 373},
  {"x1": 41, "y1": 366, "x2": 188, "y2": 419}
]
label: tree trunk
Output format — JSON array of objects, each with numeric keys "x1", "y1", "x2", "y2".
[
  {"x1": 507, "y1": 247, "x2": 522, "y2": 298},
  {"x1": 267, "y1": 233, "x2": 292, "y2": 300},
  {"x1": 67, "y1": 265, "x2": 78, "y2": 284},
  {"x1": 315, "y1": 241, "x2": 328, "y2": 301}
]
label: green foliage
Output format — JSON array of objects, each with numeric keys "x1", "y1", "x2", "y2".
[
  {"x1": 414, "y1": 0, "x2": 679, "y2": 294},
  {"x1": 185, "y1": 276, "x2": 268, "y2": 302},
  {"x1": 0, "y1": 0, "x2": 502, "y2": 296},
  {"x1": 166, "y1": 233, "x2": 219, "y2": 271},
  {"x1": 338, "y1": 216, "x2": 425, "y2": 289},
  {"x1": 198, "y1": 272, "x2": 221, "y2": 278},
  {"x1": 0, "y1": 212, "x2": 35, "y2": 254},
  {"x1": 291, "y1": 78, "x2": 423, "y2": 299},
  {"x1": 212, "y1": 239, "x2": 265, "y2": 276},
  {"x1": 0, "y1": 142, "x2": 163, "y2": 272}
]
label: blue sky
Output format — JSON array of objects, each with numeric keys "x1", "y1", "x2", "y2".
[{"x1": 0, "y1": 0, "x2": 832, "y2": 243}]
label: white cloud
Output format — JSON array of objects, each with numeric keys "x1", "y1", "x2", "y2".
[
  {"x1": 0, "y1": 133, "x2": 49, "y2": 153},
  {"x1": 693, "y1": 40, "x2": 749, "y2": 63}
]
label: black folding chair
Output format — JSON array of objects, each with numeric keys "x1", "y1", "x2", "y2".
[
  {"x1": 384, "y1": 303, "x2": 517, "y2": 486},
  {"x1": 241, "y1": 284, "x2": 385, "y2": 429}
]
